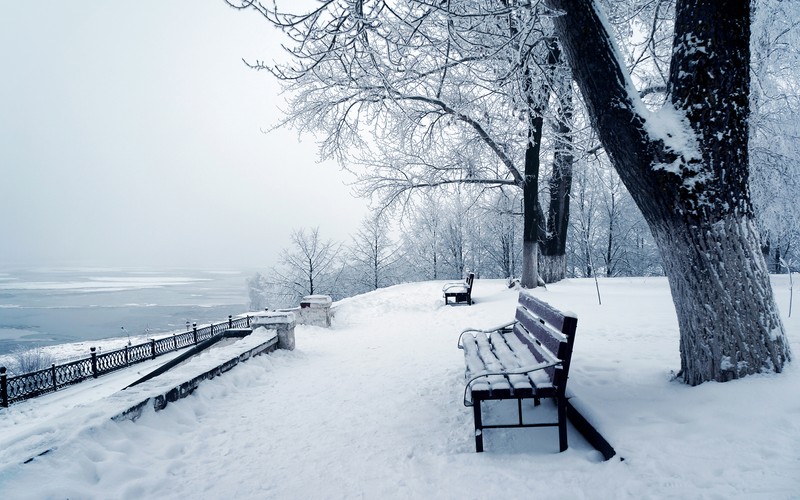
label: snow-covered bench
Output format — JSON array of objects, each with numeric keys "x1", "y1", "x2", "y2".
[
  {"x1": 457, "y1": 291, "x2": 578, "y2": 452},
  {"x1": 443, "y1": 272, "x2": 475, "y2": 305}
]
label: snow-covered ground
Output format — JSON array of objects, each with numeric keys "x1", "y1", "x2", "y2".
[{"x1": 0, "y1": 277, "x2": 798, "y2": 499}]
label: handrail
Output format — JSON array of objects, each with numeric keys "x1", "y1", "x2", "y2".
[{"x1": 0, "y1": 314, "x2": 252, "y2": 407}]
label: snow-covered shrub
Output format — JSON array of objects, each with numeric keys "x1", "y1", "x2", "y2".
[{"x1": 9, "y1": 347, "x2": 54, "y2": 376}]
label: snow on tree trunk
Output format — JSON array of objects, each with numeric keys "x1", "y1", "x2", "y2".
[
  {"x1": 521, "y1": 240, "x2": 539, "y2": 289},
  {"x1": 655, "y1": 216, "x2": 788, "y2": 384},
  {"x1": 538, "y1": 253, "x2": 566, "y2": 284},
  {"x1": 547, "y1": 0, "x2": 791, "y2": 384}
]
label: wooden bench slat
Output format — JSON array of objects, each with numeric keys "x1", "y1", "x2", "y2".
[
  {"x1": 474, "y1": 334, "x2": 511, "y2": 393},
  {"x1": 515, "y1": 306, "x2": 564, "y2": 356},
  {"x1": 461, "y1": 335, "x2": 485, "y2": 375},
  {"x1": 487, "y1": 332, "x2": 533, "y2": 392},
  {"x1": 514, "y1": 321, "x2": 562, "y2": 382},
  {"x1": 461, "y1": 338, "x2": 491, "y2": 393},
  {"x1": 518, "y1": 291, "x2": 576, "y2": 332},
  {"x1": 504, "y1": 329, "x2": 555, "y2": 389},
  {"x1": 462, "y1": 335, "x2": 507, "y2": 393}
]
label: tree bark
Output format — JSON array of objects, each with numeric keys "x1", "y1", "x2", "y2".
[
  {"x1": 520, "y1": 77, "x2": 545, "y2": 288},
  {"x1": 540, "y1": 42, "x2": 574, "y2": 284},
  {"x1": 546, "y1": 0, "x2": 791, "y2": 384},
  {"x1": 539, "y1": 253, "x2": 567, "y2": 284},
  {"x1": 655, "y1": 216, "x2": 786, "y2": 384},
  {"x1": 521, "y1": 127, "x2": 542, "y2": 288}
]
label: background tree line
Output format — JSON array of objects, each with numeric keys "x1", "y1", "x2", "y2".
[{"x1": 249, "y1": 171, "x2": 665, "y2": 309}]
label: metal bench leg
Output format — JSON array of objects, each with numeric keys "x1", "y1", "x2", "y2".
[
  {"x1": 473, "y1": 398, "x2": 484, "y2": 452},
  {"x1": 557, "y1": 397, "x2": 568, "y2": 452}
]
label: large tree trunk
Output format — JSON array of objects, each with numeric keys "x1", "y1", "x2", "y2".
[
  {"x1": 547, "y1": 0, "x2": 791, "y2": 384},
  {"x1": 540, "y1": 42, "x2": 574, "y2": 284},
  {"x1": 521, "y1": 125, "x2": 542, "y2": 288},
  {"x1": 655, "y1": 216, "x2": 785, "y2": 384},
  {"x1": 520, "y1": 86, "x2": 545, "y2": 288}
]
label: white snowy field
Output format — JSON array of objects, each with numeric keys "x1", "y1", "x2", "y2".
[{"x1": 0, "y1": 277, "x2": 798, "y2": 499}]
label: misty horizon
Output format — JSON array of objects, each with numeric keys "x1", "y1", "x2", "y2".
[{"x1": 1, "y1": 2, "x2": 367, "y2": 271}]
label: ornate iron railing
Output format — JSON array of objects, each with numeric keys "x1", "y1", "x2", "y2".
[{"x1": 1, "y1": 315, "x2": 252, "y2": 407}]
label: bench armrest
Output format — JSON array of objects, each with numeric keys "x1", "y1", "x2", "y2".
[
  {"x1": 457, "y1": 321, "x2": 516, "y2": 348},
  {"x1": 442, "y1": 282, "x2": 467, "y2": 292},
  {"x1": 463, "y1": 360, "x2": 562, "y2": 406}
]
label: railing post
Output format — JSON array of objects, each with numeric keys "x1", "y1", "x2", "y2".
[
  {"x1": 51, "y1": 363, "x2": 57, "y2": 392},
  {"x1": 125, "y1": 345, "x2": 129, "y2": 366},
  {"x1": 90, "y1": 347, "x2": 98, "y2": 378},
  {"x1": 228, "y1": 315, "x2": 233, "y2": 328},
  {"x1": 1, "y1": 367, "x2": 8, "y2": 408},
  {"x1": 150, "y1": 339, "x2": 156, "y2": 360},
  {"x1": 193, "y1": 323, "x2": 198, "y2": 345},
  {"x1": 173, "y1": 334, "x2": 178, "y2": 350},
  {"x1": 246, "y1": 315, "x2": 251, "y2": 327}
]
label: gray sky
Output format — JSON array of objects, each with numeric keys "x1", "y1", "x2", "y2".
[{"x1": 0, "y1": 1, "x2": 366, "y2": 270}]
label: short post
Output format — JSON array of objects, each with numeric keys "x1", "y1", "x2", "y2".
[
  {"x1": 246, "y1": 315, "x2": 251, "y2": 327},
  {"x1": 90, "y1": 347, "x2": 98, "y2": 378},
  {"x1": 150, "y1": 339, "x2": 156, "y2": 360},
  {"x1": 193, "y1": 323, "x2": 198, "y2": 345},
  {"x1": 125, "y1": 345, "x2": 129, "y2": 366},
  {"x1": 297, "y1": 295, "x2": 333, "y2": 327},
  {"x1": 1, "y1": 366, "x2": 8, "y2": 408},
  {"x1": 51, "y1": 363, "x2": 57, "y2": 392},
  {"x1": 228, "y1": 315, "x2": 233, "y2": 328},
  {"x1": 173, "y1": 334, "x2": 178, "y2": 350},
  {"x1": 250, "y1": 312, "x2": 296, "y2": 351},
  {"x1": 277, "y1": 321, "x2": 296, "y2": 350}
]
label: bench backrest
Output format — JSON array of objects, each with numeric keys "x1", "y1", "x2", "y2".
[{"x1": 512, "y1": 291, "x2": 578, "y2": 395}]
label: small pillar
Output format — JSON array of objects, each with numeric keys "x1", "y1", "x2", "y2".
[
  {"x1": 297, "y1": 295, "x2": 333, "y2": 328},
  {"x1": 1, "y1": 366, "x2": 8, "y2": 408},
  {"x1": 250, "y1": 311, "x2": 296, "y2": 351}
]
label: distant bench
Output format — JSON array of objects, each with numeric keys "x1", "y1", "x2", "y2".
[
  {"x1": 457, "y1": 291, "x2": 578, "y2": 452},
  {"x1": 443, "y1": 272, "x2": 475, "y2": 305}
]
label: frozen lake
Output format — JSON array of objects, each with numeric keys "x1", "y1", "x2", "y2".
[{"x1": 0, "y1": 268, "x2": 251, "y2": 356}]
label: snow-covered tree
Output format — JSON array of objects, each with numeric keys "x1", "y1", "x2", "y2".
[
  {"x1": 750, "y1": 0, "x2": 800, "y2": 274},
  {"x1": 481, "y1": 189, "x2": 523, "y2": 279},
  {"x1": 546, "y1": 0, "x2": 791, "y2": 384},
  {"x1": 271, "y1": 227, "x2": 344, "y2": 305},
  {"x1": 247, "y1": 272, "x2": 271, "y2": 311},
  {"x1": 397, "y1": 193, "x2": 445, "y2": 281},
  {"x1": 227, "y1": 0, "x2": 576, "y2": 288},
  {"x1": 344, "y1": 213, "x2": 402, "y2": 293}
]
